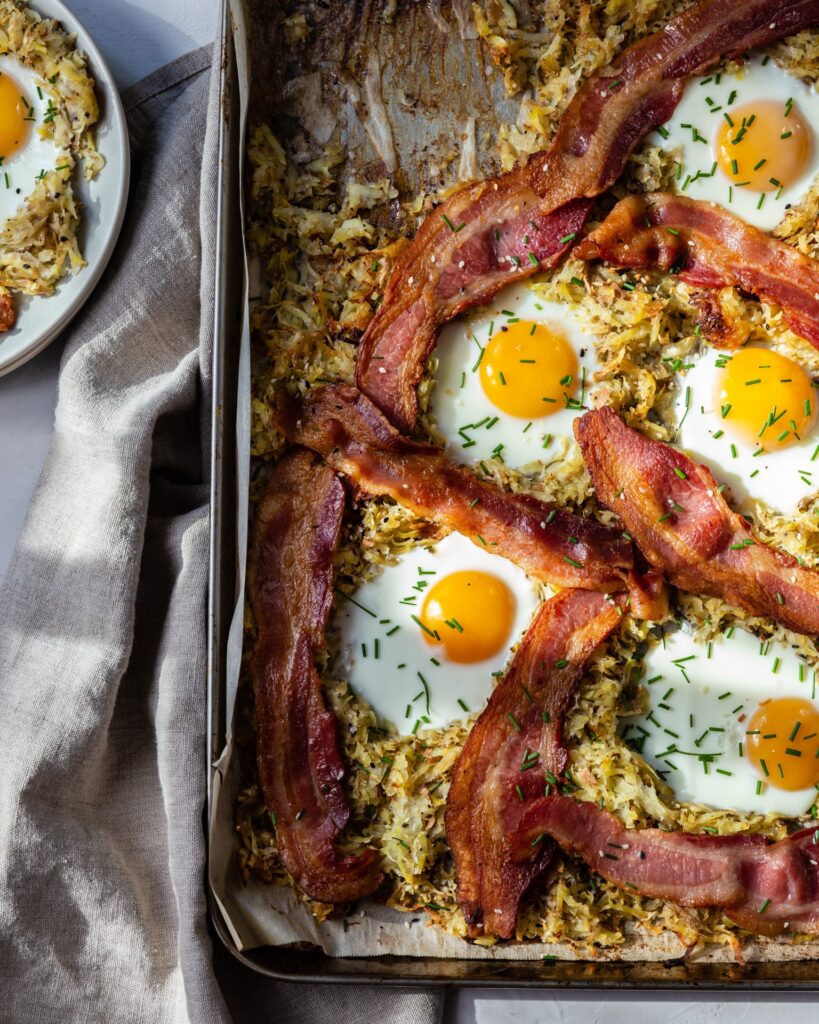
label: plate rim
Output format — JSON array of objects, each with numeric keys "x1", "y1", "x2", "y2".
[{"x1": 0, "y1": 0, "x2": 131, "y2": 378}]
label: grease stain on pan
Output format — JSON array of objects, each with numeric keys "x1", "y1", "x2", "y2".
[{"x1": 246, "y1": 0, "x2": 519, "y2": 202}]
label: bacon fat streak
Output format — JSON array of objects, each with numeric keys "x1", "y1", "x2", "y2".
[
  {"x1": 276, "y1": 383, "x2": 633, "y2": 593},
  {"x1": 577, "y1": 193, "x2": 819, "y2": 347},
  {"x1": 446, "y1": 589, "x2": 625, "y2": 939},
  {"x1": 247, "y1": 450, "x2": 383, "y2": 903},
  {"x1": 356, "y1": 0, "x2": 819, "y2": 432},
  {"x1": 576, "y1": 407, "x2": 819, "y2": 636}
]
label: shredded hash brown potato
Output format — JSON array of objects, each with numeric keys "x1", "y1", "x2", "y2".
[
  {"x1": 0, "y1": 0, "x2": 102, "y2": 303},
  {"x1": 238, "y1": 0, "x2": 819, "y2": 958}
]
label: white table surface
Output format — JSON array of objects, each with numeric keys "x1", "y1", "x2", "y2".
[{"x1": 1, "y1": 3, "x2": 816, "y2": 1021}]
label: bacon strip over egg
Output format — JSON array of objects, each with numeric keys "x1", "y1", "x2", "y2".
[
  {"x1": 576, "y1": 193, "x2": 819, "y2": 347},
  {"x1": 247, "y1": 449, "x2": 383, "y2": 903},
  {"x1": 356, "y1": 0, "x2": 819, "y2": 432},
  {"x1": 276, "y1": 383, "x2": 633, "y2": 592},
  {"x1": 576, "y1": 407, "x2": 819, "y2": 636},
  {"x1": 445, "y1": 589, "x2": 625, "y2": 939},
  {"x1": 515, "y1": 798, "x2": 819, "y2": 936}
]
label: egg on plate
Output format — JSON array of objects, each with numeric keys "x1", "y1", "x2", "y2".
[
  {"x1": 652, "y1": 55, "x2": 819, "y2": 231},
  {"x1": 430, "y1": 282, "x2": 599, "y2": 469},
  {"x1": 622, "y1": 626, "x2": 819, "y2": 817},
  {"x1": 0, "y1": 55, "x2": 63, "y2": 224},
  {"x1": 331, "y1": 531, "x2": 541, "y2": 734},
  {"x1": 673, "y1": 343, "x2": 819, "y2": 511},
  {"x1": 0, "y1": 3, "x2": 103, "y2": 327}
]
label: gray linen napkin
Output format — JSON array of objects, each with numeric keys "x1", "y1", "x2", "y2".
[{"x1": 0, "y1": 44, "x2": 443, "y2": 1024}]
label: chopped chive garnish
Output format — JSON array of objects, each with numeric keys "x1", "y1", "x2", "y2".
[
  {"x1": 441, "y1": 213, "x2": 464, "y2": 232},
  {"x1": 411, "y1": 615, "x2": 438, "y2": 639}
]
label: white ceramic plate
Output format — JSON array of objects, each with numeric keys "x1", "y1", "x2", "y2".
[{"x1": 0, "y1": 0, "x2": 130, "y2": 377}]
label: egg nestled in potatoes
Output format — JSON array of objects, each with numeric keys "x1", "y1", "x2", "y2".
[
  {"x1": 0, "y1": 57, "x2": 66, "y2": 225},
  {"x1": 430, "y1": 283, "x2": 600, "y2": 468},
  {"x1": 652, "y1": 55, "x2": 819, "y2": 231},
  {"x1": 674, "y1": 344, "x2": 819, "y2": 511},
  {"x1": 331, "y1": 531, "x2": 541, "y2": 734},
  {"x1": 623, "y1": 626, "x2": 819, "y2": 817},
  {"x1": 0, "y1": 66, "x2": 31, "y2": 157},
  {"x1": 0, "y1": 3, "x2": 103, "y2": 330}
]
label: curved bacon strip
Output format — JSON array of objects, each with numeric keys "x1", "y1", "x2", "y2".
[
  {"x1": 576, "y1": 407, "x2": 819, "y2": 636},
  {"x1": 515, "y1": 797, "x2": 819, "y2": 936},
  {"x1": 0, "y1": 290, "x2": 14, "y2": 332},
  {"x1": 247, "y1": 449, "x2": 383, "y2": 903},
  {"x1": 276, "y1": 383, "x2": 633, "y2": 592},
  {"x1": 356, "y1": 0, "x2": 819, "y2": 431},
  {"x1": 576, "y1": 193, "x2": 819, "y2": 347},
  {"x1": 445, "y1": 589, "x2": 625, "y2": 939}
]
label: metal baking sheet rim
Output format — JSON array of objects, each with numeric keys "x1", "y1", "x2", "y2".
[{"x1": 205, "y1": 0, "x2": 819, "y2": 988}]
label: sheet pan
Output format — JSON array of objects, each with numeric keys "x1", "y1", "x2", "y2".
[{"x1": 205, "y1": 0, "x2": 819, "y2": 987}]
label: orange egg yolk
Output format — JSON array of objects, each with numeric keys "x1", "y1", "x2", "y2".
[
  {"x1": 479, "y1": 320, "x2": 579, "y2": 419},
  {"x1": 715, "y1": 347, "x2": 816, "y2": 452},
  {"x1": 0, "y1": 72, "x2": 30, "y2": 160},
  {"x1": 716, "y1": 100, "x2": 812, "y2": 192},
  {"x1": 418, "y1": 570, "x2": 516, "y2": 664},
  {"x1": 745, "y1": 697, "x2": 819, "y2": 792}
]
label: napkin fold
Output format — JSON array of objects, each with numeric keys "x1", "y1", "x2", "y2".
[{"x1": 0, "y1": 43, "x2": 443, "y2": 1024}]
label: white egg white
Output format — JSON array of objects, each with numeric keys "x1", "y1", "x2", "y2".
[
  {"x1": 622, "y1": 627, "x2": 818, "y2": 817},
  {"x1": 651, "y1": 55, "x2": 819, "y2": 231},
  {"x1": 431, "y1": 283, "x2": 598, "y2": 469},
  {"x1": 0, "y1": 55, "x2": 61, "y2": 225},
  {"x1": 331, "y1": 531, "x2": 541, "y2": 735},
  {"x1": 673, "y1": 347, "x2": 819, "y2": 512}
]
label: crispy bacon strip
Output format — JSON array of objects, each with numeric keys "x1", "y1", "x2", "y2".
[
  {"x1": 576, "y1": 407, "x2": 819, "y2": 636},
  {"x1": 276, "y1": 383, "x2": 633, "y2": 592},
  {"x1": 446, "y1": 589, "x2": 625, "y2": 939},
  {"x1": 0, "y1": 290, "x2": 14, "y2": 332},
  {"x1": 576, "y1": 193, "x2": 819, "y2": 347},
  {"x1": 247, "y1": 450, "x2": 382, "y2": 903},
  {"x1": 356, "y1": 0, "x2": 819, "y2": 431},
  {"x1": 515, "y1": 797, "x2": 819, "y2": 936}
]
